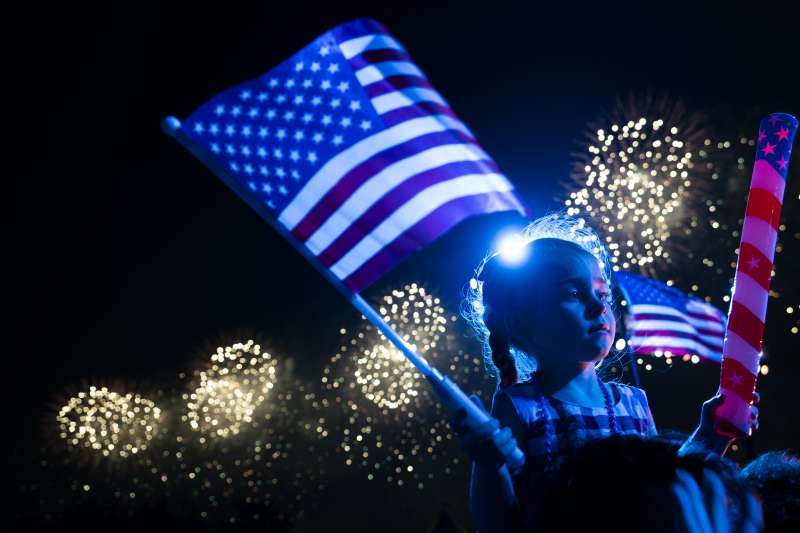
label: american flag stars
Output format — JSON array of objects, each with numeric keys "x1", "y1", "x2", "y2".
[{"x1": 175, "y1": 20, "x2": 412, "y2": 217}]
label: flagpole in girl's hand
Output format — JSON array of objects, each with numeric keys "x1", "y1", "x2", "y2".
[
  {"x1": 716, "y1": 112, "x2": 797, "y2": 438},
  {"x1": 348, "y1": 293, "x2": 526, "y2": 472}
]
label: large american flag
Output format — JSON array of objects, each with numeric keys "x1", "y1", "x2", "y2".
[
  {"x1": 167, "y1": 18, "x2": 527, "y2": 293},
  {"x1": 614, "y1": 272, "x2": 726, "y2": 362}
]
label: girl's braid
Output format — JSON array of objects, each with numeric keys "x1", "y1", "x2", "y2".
[{"x1": 486, "y1": 311, "x2": 518, "y2": 388}]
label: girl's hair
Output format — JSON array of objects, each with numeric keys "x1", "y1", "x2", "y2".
[{"x1": 461, "y1": 212, "x2": 613, "y2": 388}]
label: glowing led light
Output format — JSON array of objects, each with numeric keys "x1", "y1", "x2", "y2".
[{"x1": 495, "y1": 232, "x2": 530, "y2": 264}]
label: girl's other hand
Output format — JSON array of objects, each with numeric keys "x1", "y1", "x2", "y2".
[
  {"x1": 450, "y1": 394, "x2": 519, "y2": 470},
  {"x1": 689, "y1": 391, "x2": 760, "y2": 456}
]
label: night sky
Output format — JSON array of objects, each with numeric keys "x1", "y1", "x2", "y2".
[{"x1": 9, "y1": 3, "x2": 799, "y2": 531}]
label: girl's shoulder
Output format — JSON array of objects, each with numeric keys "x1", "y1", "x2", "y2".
[
  {"x1": 490, "y1": 383, "x2": 537, "y2": 436},
  {"x1": 607, "y1": 381, "x2": 652, "y2": 407},
  {"x1": 497, "y1": 379, "x2": 540, "y2": 399},
  {"x1": 606, "y1": 381, "x2": 658, "y2": 435},
  {"x1": 491, "y1": 380, "x2": 543, "y2": 428}
]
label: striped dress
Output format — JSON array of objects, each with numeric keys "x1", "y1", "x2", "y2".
[{"x1": 490, "y1": 377, "x2": 657, "y2": 529}]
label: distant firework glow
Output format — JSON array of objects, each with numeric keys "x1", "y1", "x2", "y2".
[
  {"x1": 184, "y1": 340, "x2": 277, "y2": 439},
  {"x1": 56, "y1": 386, "x2": 162, "y2": 459}
]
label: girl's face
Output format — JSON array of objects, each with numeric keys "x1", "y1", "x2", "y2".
[{"x1": 510, "y1": 248, "x2": 616, "y2": 368}]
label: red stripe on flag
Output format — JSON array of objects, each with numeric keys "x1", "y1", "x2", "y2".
[
  {"x1": 380, "y1": 101, "x2": 461, "y2": 128},
  {"x1": 348, "y1": 49, "x2": 415, "y2": 72},
  {"x1": 727, "y1": 301, "x2": 765, "y2": 352},
  {"x1": 737, "y1": 242, "x2": 773, "y2": 291},
  {"x1": 686, "y1": 311, "x2": 725, "y2": 324},
  {"x1": 633, "y1": 312, "x2": 722, "y2": 327},
  {"x1": 363, "y1": 75, "x2": 434, "y2": 99},
  {"x1": 720, "y1": 357, "x2": 757, "y2": 403},
  {"x1": 744, "y1": 188, "x2": 783, "y2": 231}
]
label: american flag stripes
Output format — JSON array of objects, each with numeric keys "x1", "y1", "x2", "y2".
[
  {"x1": 614, "y1": 272, "x2": 726, "y2": 362},
  {"x1": 716, "y1": 112, "x2": 797, "y2": 437},
  {"x1": 166, "y1": 18, "x2": 527, "y2": 293}
]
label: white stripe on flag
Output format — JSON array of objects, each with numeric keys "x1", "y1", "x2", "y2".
[
  {"x1": 732, "y1": 272, "x2": 769, "y2": 320},
  {"x1": 630, "y1": 320, "x2": 723, "y2": 347},
  {"x1": 278, "y1": 115, "x2": 471, "y2": 230},
  {"x1": 338, "y1": 34, "x2": 405, "y2": 60},
  {"x1": 305, "y1": 142, "x2": 490, "y2": 255},
  {"x1": 629, "y1": 335, "x2": 721, "y2": 359},
  {"x1": 686, "y1": 299, "x2": 724, "y2": 317},
  {"x1": 355, "y1": 61, "x2": 425, "y2": 86},
  {"x1": 371, "y1": 88, "x2": 447, "y2": 115},
  {"x1": 330, "y1": 173, "x2": 514, "y2": 279},
  {"x1": 631, "y1": 304, "x2": 725, "y2": 333}
]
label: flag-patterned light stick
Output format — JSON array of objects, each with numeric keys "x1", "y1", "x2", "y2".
[
  {"x1": 163, "y1": 19, "x2": 527, "y2": 470},
  {"x1": 716, "y1": 112, "x2": 797, "y2": 437}
]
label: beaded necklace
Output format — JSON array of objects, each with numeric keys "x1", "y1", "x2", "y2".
[{"x1": 534, "y1": 372, "x2": 619, "y2": 470}]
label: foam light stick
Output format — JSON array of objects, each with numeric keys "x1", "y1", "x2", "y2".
[{"x1": 716, "y1": 112, "x2": 797, "y2": 437}]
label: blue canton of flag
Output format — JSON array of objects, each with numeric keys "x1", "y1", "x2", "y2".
[
  {"x1": 614, "y1": 271, "x2": 726, "y2": 363},
  {"x1": 165, "y1": 18, "x2": 528, "y2": 293}
]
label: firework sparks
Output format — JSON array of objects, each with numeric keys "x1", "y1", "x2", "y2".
[
  {"x1": 183, "y1": 340, "x2": 277, "y2": 439},
  {"x1": 321, "y1": 284, "x2": 490, "y2": 489},
  {"x1": 56, "y1": 386, "x2": 162, "y2": 459},
  {"x1": 565, "y1": 95, "x2": 711, "y2": 275},
  {"x1": 352, "y1": 285, "x2": 448, "y2": 410}
]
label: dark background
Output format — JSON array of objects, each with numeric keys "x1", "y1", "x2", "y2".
[{"x1": 9, "y1": 2, "x2": 798, "y2": 531}]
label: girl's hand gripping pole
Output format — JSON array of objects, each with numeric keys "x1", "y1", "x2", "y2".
[{"x1": 427, "y1": 369, "x2": 526, "y2": 473}]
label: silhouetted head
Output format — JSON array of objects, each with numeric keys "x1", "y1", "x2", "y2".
[
  {"x1": 742, "y1": 450, "x2": 800, "y2": 532},
  {"x1": 538, "y1": 434, "x2": 757, "y2": 532}
]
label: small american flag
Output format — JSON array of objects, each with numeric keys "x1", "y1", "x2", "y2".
[
  {"x1": 614, "y1": 272, "x2": 726, "y2": 362},
  {"x1": 167, "y1": 18, "x2": 527, "y2": 293}
]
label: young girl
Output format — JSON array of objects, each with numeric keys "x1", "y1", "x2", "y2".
[{"x1": 454, "y1": 213, "x2": 758, "y2": 532}]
